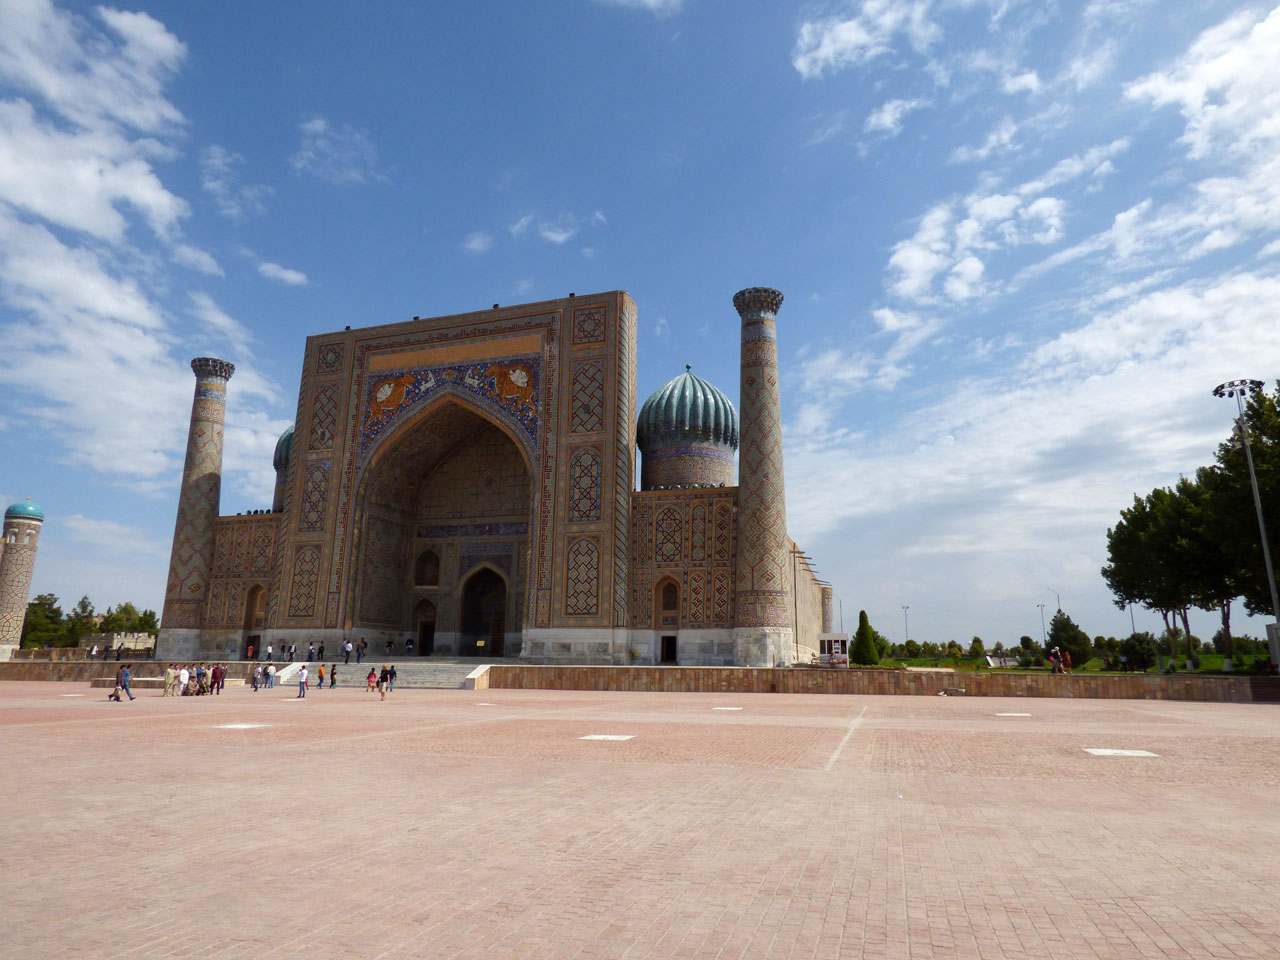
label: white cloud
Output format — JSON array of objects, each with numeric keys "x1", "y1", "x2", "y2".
[
  {"x1": 655, "y1": 316, "x2": 670, "y2": 339},
  {"x1": 290, "y1": 116, "x2": 383, "y2": 184},
  {"x1": 462, "y1": 231, "x2": 493, "y2": 254},
  {"x1": 864, "y1": 98, "x2": 928, "y2": 137},
  {"x1": 64, "y1": 514, "x2": 165, "y2": 557},
  {"x1": 950, "y1": 116, "x2": 1017, "y2": 162},
  {"x1": 508, "y1": 213, "x2": 533, "y2": 237},
  {"x1": 589, "y1": 209, "x2": 607, "y2": 226},
  {"x1": 200, "y1": 145, "x2": 270, "y2": 219},
  {"x1": 1001, "y1": 70, "x2": 1040, "y2": 95},
  {"x1": 581, "y1": 246, "x2": 598, "y2": 259},
  {"x1": 172, "y1": 244, "x2": 222, "y2": 276},
  {"x1": 807, "y1": 109, "x2": 849, "y2": 146},
  {"x1": 793, "y1": 2, "x2": 940, "y2": 79},
  {"x1": 592, "y1": 0, "x2": 683, "y2": 14},
  {"x1": 257, "y1": 261, "x2": 308, "y2": 286},
  {"x1": 190, "y1": 292, "x2": 251, "y2": 352}
]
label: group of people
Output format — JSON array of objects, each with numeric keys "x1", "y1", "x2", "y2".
[
  {"x1": 245, "y1": 642, "x2": 333, "y2": 663},
  {"x1": 1048, "y1": 646, "x2": 1073, "y2": 674},
  {"x1": 160, "y1": 663, "x2": 228, "y2": 696},
  {"x1": 364, "y1": 664, "x2": 397, "y2": 700}
]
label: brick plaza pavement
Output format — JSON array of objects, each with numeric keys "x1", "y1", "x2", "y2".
[{"x1": 2, "y1": 681, "x2": 1278, "y2": 959}]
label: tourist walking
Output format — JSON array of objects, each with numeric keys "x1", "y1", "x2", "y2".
[
  {"x1": 297, "y1": 665, "x2": 308, "y2": 698},
  {"x1": 1062, "y1": 649, "x2": 1073, "y2": 674},
  {"x1": 267, "y1": 663, "x2": 276, "y2": 689},
  {"x1": 329, "y1": 664, "x2": 337, "y2": 688},
  {"x1": 356, "y1": 639, "x2": 365, "y2": 664},
  {"x1": 163, "y1": 664, "x2": 177, "y2": 697},
  {"x1": 344, "y1": 640, "x2": 352, "y2": 664},
  {"x1": 289, "y1": 643, "x2": 297, "y2": 663},
  {"x1": 366, "y1": 667, "x2": 376, "y2": 692},
  {"x1": 252, "y1": 663, "x2": 262, "y2": 691},
  {"x1": 246, "y1": 643, "x2": 255, "y2": 661},
  {"x1": 318, "y1": 642, "x2": 325, "y2": 661},
  {"x1": 119, "y1": 664, "x2": 135, "y2": 701},
  {"x1": 307, "y1": 642, "x2": 315, "y2": 662},
  {"x1": 178, "y1": 664, "x2": 190, "y2": 694},
  {"x1": 265, "y1": 643, "x2": 273, "y2": 663},
  {"x1": 378, "y1": 665, "x2": 390, "y2": 700},
  {"x1": 389, "y1": 664, "x2": 397, "y2": 693},
  {"x1": 317, "y1": 663, "x2": 325, "y2": 690},
  {"x1": 89, "y1": 644, "x2": 98, "y2": 659}
]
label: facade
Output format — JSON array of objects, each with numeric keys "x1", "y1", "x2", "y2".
[
  {"x1": 157, "y1": 288, "x2": 828, "y2": 665},
  {"x1": 0, "y1": 499, "x2": 45, "y2": 661}
]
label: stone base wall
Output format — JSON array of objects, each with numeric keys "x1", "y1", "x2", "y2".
[
  {"x1": 0, "y1": 661, "x2": 261, "y2": 683},
  {"x1": 485, "y1": 665, "x2": 1255, "y2": 702}
]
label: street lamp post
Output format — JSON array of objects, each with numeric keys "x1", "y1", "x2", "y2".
[
  {"x1": 902, "y1": 605, "x2": 909, "y2": 648},
  {"x1": 1047, "y1": 588, "x2": 1061, "y2": 611},
  {"x1": 1037, "y1": 603, "x2": 1047, "y2": 648},
  {"x1": 1214, "y1": 379, "x2": 1280, "y2": 671}
]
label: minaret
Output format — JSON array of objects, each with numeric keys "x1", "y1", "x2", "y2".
[
  {"x1": 158, "y1": 357, "x2": 234, "y2": 657},
  {"x1": 821, "y1": 586, "x2": 834, "y2": 634},
  {"x1": 732, "y1": 287, "x2": 794, "y2": 665},
  {"x1": 0, "y1": 499, "x2": 45, "y2": 661}
]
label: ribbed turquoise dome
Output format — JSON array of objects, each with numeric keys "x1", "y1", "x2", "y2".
[
  {"x1": 5, "y1": 498, "x2": 44, "y2": 521},
  {"x1": 273, "y1": 424, "x2": 294, "y2": 471},
  {"x1": 637, "y1": 367, "x2": 738, "y2": 452}
]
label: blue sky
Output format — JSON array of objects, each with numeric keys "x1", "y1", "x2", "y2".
[{"x1": 2, "y1": 0, "x2": 1280, "y2": 647}]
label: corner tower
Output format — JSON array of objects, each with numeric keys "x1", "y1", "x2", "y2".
[
  {"x1": 159, "y1": 357, "x2": 234, "y2": 656},
  {"x1": 732, "y1": 287, "x2": 793, "y2": 665},
  {"x1": 0, "y1": 499, "x2": 45, "y2": 660}
]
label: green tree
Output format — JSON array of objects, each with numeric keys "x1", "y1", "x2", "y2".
[
  {"x1": 137, "y1": 609, "x2": 159, "y2": 635},
  {"x1": 65, "y1": 595, "x2": 96, "y2": 645},
  {"x1": 903, "y1": 639, "x2": 921, "y2": 659},
  {"x1": 945, "y1": 640, "x2": 963, "y2": 660},
  {"x1": 850, "y1": 610, "x2": 880, "y2": 666},
  {"x1": 20, "y1": 594, "x2": 66, "y2": 648},
  {"x1": 969, "y1": 637, "x2": 985, "y2": 658},
  {"x1": 1046, "y1": 609, "x2": 1091, "y2": 670},
  {"x1": 1120, "y1": 632, "x2": 1158, "y2": 672}
]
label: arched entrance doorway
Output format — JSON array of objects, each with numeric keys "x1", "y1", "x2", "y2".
[
  {"x1": 460, "y1": 567, "x2": 507, "y2": 657},
  {"x1": 414, "y1": 598, "x2": 436, "y2": 656},
  {"x1": 353, "y1": 397, "x2": 532, "y2": 657},
  {"x1": 243, "y1": 585, "x2": 266, "y2": 658}
]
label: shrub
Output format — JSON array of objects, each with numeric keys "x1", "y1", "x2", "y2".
[{"x1": 850, "y1": 610, "x2": 880, "y2": 666}]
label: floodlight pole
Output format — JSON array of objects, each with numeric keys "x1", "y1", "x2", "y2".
[
  {"x1": 1037, "y1": 603, "x2": 1047, "y2": 648},
  {"x1": 1047, "y1": 588, "x2": 1061, "y2": 611},
  {"x1": 902, "y1": 605, "x2": 909, "y2": 647},
  {"x1": 1214, "y1": 379, "x2": 1280, "y2": 670}
]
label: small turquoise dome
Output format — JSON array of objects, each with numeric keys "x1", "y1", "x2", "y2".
[
  {"x1": 273, "y1": 424, "x2": 295, "y2": 471},
  {"x1": 637, "y1": 366, "x2": 738, "y2": 452},
  {"x1": 5, "y1": 498, "x2": 44, "y2": 521}
]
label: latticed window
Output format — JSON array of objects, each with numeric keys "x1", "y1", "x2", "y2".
[{"x1": 661, "y1": 581, "x2": 678, "y2": 611}]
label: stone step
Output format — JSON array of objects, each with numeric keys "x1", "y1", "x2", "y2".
[{"x1": 254, "y1": 660, "x2": 498, "y2": 690}]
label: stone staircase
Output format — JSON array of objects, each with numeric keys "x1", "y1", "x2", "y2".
[{"x1": 296, "y1": 658, "x2": 518, "y2": 690}]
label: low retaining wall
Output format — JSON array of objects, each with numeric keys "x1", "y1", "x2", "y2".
[
  {"x1": 0, "y1": 661, "x2": 259, "y2": 684},
  {"x1": 485, "y1": 665, "x2": 1255, "y2": 703}
]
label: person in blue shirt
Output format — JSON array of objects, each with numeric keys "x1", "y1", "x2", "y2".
[{"x1": 119, "y1": 664, "x2": 135, "y2": 701}]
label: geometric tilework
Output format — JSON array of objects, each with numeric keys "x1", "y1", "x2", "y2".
[
  {"x1": 568, "y1": 447, "x2": 602, "y2": 522},
  {"x1": 690, "y1": 504, "x2": 707, "y2": 563},
  {"x1": 299, "y1": 461, "x2": 330, "y2": 532},
  {"x1": 570, "y1": 359, "x2": 604, "y2": 433},
  {"x1": 572, "y1": 305, "x2": 606, "y2": 344},
  {"x1": 712, "y1": 568, "x2": 732, "y2": 623},
  {"x1": 0, "y1": 521, "x2": 39, "y2": 645},
  {"x1": 713, "y1": 503, "x2": 732, "y2": 562},
  {"x1": 308, "y1": 384, "x2": 338, "y2": 451},
  {"x1": 685, "y1": 569, "x2": 706, "y2": 625},
  {"x1": 564, "y1": 536, "x2": 600, "y2": 616},
  {"x1": 287, "y1": 544, "x2": 321, "y2": 618},
  {"x1": 317, "y1": 341, "x2": 344, "y2": 374},
  {"x1": 654, "y1": 507, "x2": 682, "y2": 565}
]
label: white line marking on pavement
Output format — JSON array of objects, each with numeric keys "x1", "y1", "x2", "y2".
[
  {"x1": 476, "y1": 702, "x2": 495, "y2": 705},
  {"x1": 824, "y1": 705, "x2": 868, "y2": 772},
  {"x1": 579, "y1": 734, "x2": 634, "y2": 741},
  {"x1": 1084, "y1": 748, "x2": 1159, "y2": 757},
  {"x1": 712, "y1": 706, "x2": 743, "y2": 711},
  {"x1": 996, "y1": 712, "x2": 1032, "y2": 717},
  {"x1": 60, "y1": 694, "x2": 86, "y2": 697},
  {"x1": 214, "y1": 723, "x2": 268, "y2": 729}
]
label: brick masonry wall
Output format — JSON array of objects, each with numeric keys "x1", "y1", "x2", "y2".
[
  {"x1": 486, "y1": 665, "x2": 1254, "y2": 702},
  {"x1": 0, "y1": 661, "x2": 262, "y2": 683}
]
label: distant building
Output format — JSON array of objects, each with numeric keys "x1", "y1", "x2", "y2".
[
  {"x1": 0, "y1": 499, "x2": 44, "y2": 660},
  {"x1": 157, "y1": 288, "x2": 834, "y2": 664}
]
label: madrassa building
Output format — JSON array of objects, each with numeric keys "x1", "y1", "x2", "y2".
[{"x1": 155, "y1": 287, "x2": 837, "y2": 666}]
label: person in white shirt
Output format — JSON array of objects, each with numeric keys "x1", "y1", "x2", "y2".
[
  {"x1": 266, "y1": 663, "x2": 276, "y2": 689},
  {"x1": 178, "y1": 666, "x2": 190, "y2": 695},
  {"x1": 297, "y1": 665, "x2": 308, "y2": 698}
]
